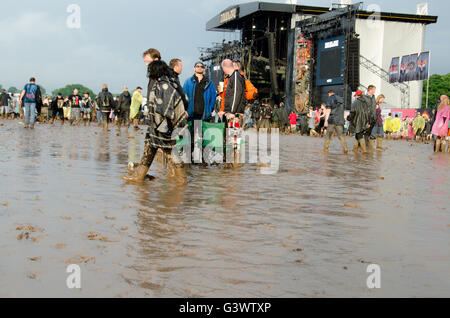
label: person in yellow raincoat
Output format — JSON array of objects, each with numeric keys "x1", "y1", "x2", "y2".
[
  {"x1": 383, "y1": 113, "x2": 393, "y2": 139},
  {"x1": 391, "y1": 114, "x2": 402, "y2": 138},
  {"x1": 413, "y1": 112, "x2": 426, "y2": 141},
  {"x1": 130, "y1": 87, "x2": 143, "y2": 130}
]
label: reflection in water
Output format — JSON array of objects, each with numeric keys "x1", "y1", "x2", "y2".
[
  {"x1": 0, "y1": 121, "x2": 449, "y2": 297},
  {"x1": 96, "y1": 133, "x2": 111, "y2": 164}
]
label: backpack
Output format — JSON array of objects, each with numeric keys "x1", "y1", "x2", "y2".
[
  {"x1": 245, "y1": 79, "x2": 258, "y2": 101},
  {"x1": 102, "y1": 94, "x2": 110, "y2": 107}
]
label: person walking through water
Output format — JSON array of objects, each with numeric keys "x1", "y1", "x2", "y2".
[
  {"x1": 362, "y1": 85, "x2": 377, "y2": 151},
  {"x1": 19, "y1": 77, "x2": 42, "y2": 129},
  {"x1": 323, "y1": 90, "x2": 348, "y2": 154},
  {"x1": 370, "y1": 94, "x2": 386, "y2": 150},
  {"x1": 96, "y1": 84, "x2": 115, "y2": 132},
  {"x1": 117, "y1": 87, "x2": 132, "y2": 132},
  {"x1": 431, "y1": 95, "x2": 450, "y2": 152},
  {"x1": 0, "y1": 89, "x2": 11, "y2": 120},
  {"x1": 348, "y1": 90, "x2": 371, "y2": 153},
  {"x1": 122, "y1": 52, "x2": 187, "y2": 183},
  {"x1": 130, "y1": 87, "x2": 143, "y2": 130}
]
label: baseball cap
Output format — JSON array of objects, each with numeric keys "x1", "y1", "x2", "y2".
[{"x1": 354, "y1": 90, "x2": 363, "y2": 97}]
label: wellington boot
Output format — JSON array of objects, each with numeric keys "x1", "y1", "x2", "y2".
[
  {"x1": 441, "y1": 141, "x2": 447, "y2": 152},
  {"x1": 167, "y1": 156, "x2": 186, "y2": 184},
  {"x1": 352, "y1": 141, "x2": 360, "y2": 153},
  {"x1": 324, "y1": 138, "x2": 331, "y2": 153},
  {"x1": 376, "y1": 137, "x2": 386, "y2": 150},
  {"x1": 368, "y1": 139, "x2": 375, "y2": 152},
  {"x1": 358, "y1": 139, "x2": 368, "y2": 154},
  {"x1": 434, "y1": 139, "x2": 441, "y2": 153},
  {"x1": 339, "y1": 137, "x2": 348, "y2": 154},
  {"x1": 121, "y1": 165, "x2": 149, "y2": 182}
]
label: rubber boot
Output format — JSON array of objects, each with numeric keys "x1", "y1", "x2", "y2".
[
  {"x1": 324, "y1": 138, "x2": 331, "y2": 153},
  {"x1": 121, "y1": 165, "x2": 149, "y2": 182},
  {"x1": 441, "y1": 141, "x2": 447, "y2": 152},
  {"x1": 103, "y1": 122, "x2": 108, "y2": 133},
  {"x1": 352, "y1": 141, "x2": 360, "y2": 153},
  {"x1": 339, "y1": 137, "x2": 348, "y2": 154},
  {"x1": 434, "y1": 139, "x2": 441, "y2": 153},
  {"x1": 368, "y1": 139, "x2": 375, "y2": 152},
  {"x1": 358, "y1": 139, "x2": 368, "y2": 154},
  {"x1": 167, "y1": 155, "x2": 186, "y2": 184},
  {"x1": 376, "y1": 137, "x2": 386, "y2": 150}
]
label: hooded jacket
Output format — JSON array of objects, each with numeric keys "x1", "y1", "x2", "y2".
[
  {"x1": 96, "y1": 88, "x2": 115, "y2": 112},
  {"x1": 348, "y1": 97, "x2": 371, "y2": 134},
  {"x1": 183, "y1": 74, "x2": 217, "y2": 121},
  {"x1": 0, "y1": 92, "x2": 11, "y2": 106},
  {"x1": 361, "y1": 94, "x2": 376, "y2": 125},
  {"x1": 118, "y1": 91, "x2": 131, "y2": 112}
]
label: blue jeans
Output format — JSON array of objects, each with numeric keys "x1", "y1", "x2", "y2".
[
  {"x1": 370, "y1": 125, "x2": 384, "y2": 138},
  {"x1": 97, "y1": 110, "x2": 103, "y2": 124},
  {"x1": 24, "y1": 102, "x2": 36, "y2": 126}
]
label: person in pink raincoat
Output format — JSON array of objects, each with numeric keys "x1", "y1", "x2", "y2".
[
  {"x1": 431, "y1": 95, "x2": 450, "y2": 152},
  {"x1": 407, "y1": 117, "x2": 415, "y2": 141}
]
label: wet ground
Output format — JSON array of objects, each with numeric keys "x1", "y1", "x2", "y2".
[{"x1": 0, "y1": 120, "x2": 449, "y2": 297}]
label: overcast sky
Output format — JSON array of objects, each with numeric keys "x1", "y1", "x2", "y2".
[{"x1": 0, "y1": 0, "x2": 447, "y2": 94}]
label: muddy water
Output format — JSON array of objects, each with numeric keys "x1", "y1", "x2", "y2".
[{"x1": 0, "y1": 120, "x2": 449, "y2": 297}]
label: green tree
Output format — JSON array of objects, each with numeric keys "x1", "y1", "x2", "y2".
[
  {"x1": 422, "y1": 73, "x2": 450, "y2": 108},
  {"x1": 8, "y1": 87, "x2": 19, "y2": 94},
  {"x1": 52, "y1": 84, "x2": 96, "y2": 98}
]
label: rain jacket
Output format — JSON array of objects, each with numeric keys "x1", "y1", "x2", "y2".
[
  {"x1": 348, "y1": 97, "x2": 371, "y2": 134},
  {"x1": 413, "y1": 115, "x2": 425, "y2": 134},
  {"x1": 383, "y1": 116, "x2": 393, "y2": 132},
  {"x1": 130, "y1": 90, "x2": 143, "y2": 120}
]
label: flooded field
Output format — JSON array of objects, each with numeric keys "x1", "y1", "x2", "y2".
[{"x1": 0, "y1": 120, "x2": 449, "y2": 297}]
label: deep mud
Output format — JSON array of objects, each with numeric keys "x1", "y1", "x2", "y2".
[{"x1": 0, "y1": 121, "x2": 449, "y2": 297}]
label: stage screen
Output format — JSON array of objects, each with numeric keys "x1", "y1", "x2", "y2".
[
  {"x1": 319, "y1": 48, "x2": 342, "y2": 79},
  {"x1": 315, "y1": 35, "x2": 345, "y2": 86}
]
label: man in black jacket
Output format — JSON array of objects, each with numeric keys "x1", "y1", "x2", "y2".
[
  {"x1": 348, "y1": 90, "x2": 371, "y2": 153},
  {"x1": 361, "y1": 85, "x2": 377, "y2": 150},
  {"x1": 117, "y1": 87, "x2": 132, "y2": 131},
  {"x1": 50, "y1": 93, "x2": 65, "y2": 125},
  {"x1": 169, "y1": 58, "x2": 188, "y2": 111},
  {"x1": 222, "y1": 59, "x2": 246, "y2": 119},
  {"x1": 96, "y1": 84, "x2": 115, "y2": 132},
  {"x1": 0, "y1": 89, "x2": 11, "y2": 120},
  {"x1": 324, "y1": 90, "x2": 348, "y2": 154}
]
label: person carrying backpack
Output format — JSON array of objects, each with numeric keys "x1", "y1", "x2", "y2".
[
  {"x1": 96, "y1": 84, "x2": 115, "y2": 132},
  {"x1": 324, "y1": 90, "x2": 348, "y2": 154},
  {"x1": 19, "y1": 77, "x2": 41, "y2": 129}
]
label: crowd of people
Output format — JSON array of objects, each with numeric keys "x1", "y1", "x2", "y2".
[
  {"x1": 0, "y1": 83, "x2": 144, "y2": 133},
  {"x1": 1, "y1": 48, "x2": 449, "y2": 182}
]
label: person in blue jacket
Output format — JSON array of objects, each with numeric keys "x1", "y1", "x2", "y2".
[{"x1": 183, "y1": 61, "x2": 217, "y2": 122}]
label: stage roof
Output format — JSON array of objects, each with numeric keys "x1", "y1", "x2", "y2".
[{"x1": 206, "y1": 1, "x2": 438, "y2": 31}]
